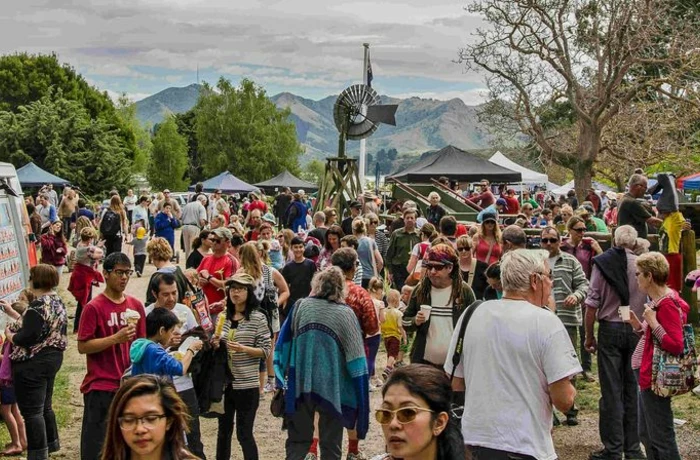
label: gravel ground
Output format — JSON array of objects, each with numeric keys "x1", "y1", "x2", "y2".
[{"x1": 48, "y1": 236, "x2": 700, "y2": 459}]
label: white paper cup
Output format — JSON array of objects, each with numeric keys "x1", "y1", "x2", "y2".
[
  {"x1": 619, "y1": 306, "x2": 630, "y2": 321},
  {"x1": 420, "y1": 305, "x2": 433, "y2": 321}
]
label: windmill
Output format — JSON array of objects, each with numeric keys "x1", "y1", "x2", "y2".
[{"x1": 316, "y1": 83, "x2": 398, "y2": 211}]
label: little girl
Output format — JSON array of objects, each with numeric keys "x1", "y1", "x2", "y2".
[
  {"x1": 381, "y1": 289, "x2": 407, "y2": 381},
  {"x1": 0, "y1": 296, "x2": 31, "y2": 456},
  {"x1": 367, "y1": 277, "x2": 386, "y2": 390},
  {"x1": 68, "y1": 227, "x2": 104, "y2": 332}
]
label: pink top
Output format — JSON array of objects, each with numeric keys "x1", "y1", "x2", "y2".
[{"x1": 474, "y1": 237, "x2": 502, "y2": 266}]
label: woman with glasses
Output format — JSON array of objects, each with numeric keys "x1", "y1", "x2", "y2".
[
  {"x1": 371, "y1": 364, "x2": 464, "y2": 460},
  {"x1": 3, "y1": 264, "x2": 67, "y2": 460},
  {"x1": 562, "y1": 216, "x2": 602, "y2": 279},
  {"x1": 100, "y1": 375, "x2": 197, "y2": 460},
  {"x1": 624, "y1": 252, "x2": 688, "y2": 459},
  {"x1": 472, "y1": 213, "x2": 502, "y2": 267},
  {"x1": 185, "y1": 229, "x2": 212, "y2": 270},
  {"x1": 365, "y1": 212, "x2": 389, "y2": 260}
]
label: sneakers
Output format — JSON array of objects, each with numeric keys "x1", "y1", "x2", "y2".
[
  {"x1": 589, "y1": 449, "x2": 622, "y2": 460},
  {"x1": 347, "y1": 452, "x2": 368, "y2": 460},
  {"x1": 565, "y1": 413, "x2": 579, "y2": 426},
  {"x1": 624, "y1": 451, "x2": 647, "y2": 459},
  {"x1": 581, "y1": 371, "x2": 597, "y2": 383},
  {"x1": 381, "y1": 366, "x2": 392, "y2": 381}
]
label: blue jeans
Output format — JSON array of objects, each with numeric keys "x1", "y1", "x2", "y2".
[
  {"x1": 597, "y1": 321, "x2": 641, "y2": 456},
  {"x1": 636, "y1": 370, "x2": 681, "y2": 459}
]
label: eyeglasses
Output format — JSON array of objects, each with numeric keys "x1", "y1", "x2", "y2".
[
  {"x1": 571, "y1": 227, "x2": 586, "y2": 233},
  {"x1": 369, "y1": 221, "x2": 379, "y2": 225},
  {"x1": 109, "y1": 269, "x2": 134, "y2": 277},
  {"x1": 425, "y1": 264, "x2": 450, "y2": 271},
  {"x1": 228, "y1": 285, "x2": 247, "y2": 292},
  {"x1": 375, "y1": 407, "x2": 434, "y2": 425},
  {"x1": 208, "y1": 238, "x2": 221, "y2": 243},
  {"x1": 536, "y1": 271, "x2": 553, "y2": 279},
  {"x1": 118, "y1": 414, "x2": 167, "y2": 431},
  {"x1": 457, "y1": 247, "x2": 470, "y2": 252},
  {"x1": 540, "y1": 238, "x2": 559, "y2": 244}
]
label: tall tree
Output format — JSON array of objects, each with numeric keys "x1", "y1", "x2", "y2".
[
  {"x1": 173, "y1": 109, "x2": 203, "y2": 182},
  {"x1": 0, "y1": 92, "x2": 134, "y2": 196},
  {"x1": 195, "y1": 78, "x2": 302, "y2": 183},
  {"x1": 463, "y1": 0, "x2": 700, "y2": 198},
  {"x1": 147, "y1": 116, "x2": 189, "y2": 191},
  {"x1": 116, "y1": 94, "x2": 151, "y2": 174},
  {"x1": 0, "y1": 53, "x2": 137, "y2": 158}
]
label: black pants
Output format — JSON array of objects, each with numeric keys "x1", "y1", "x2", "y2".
[
  {"x1": 597, "y1": 321, "x2": 641, "y2": 457},
  {"x1": 12, "y1": 348, "x2": 63, "y2": 460},
  {"x1": 81, "y1": 390, "x2": 116, "y2": 460},
  {"x1": 217, "y1": 386, "x2": 260, "y2": 460},
  {"x1": 103, "y1": 235, "x2": 122, "y2": 256},
  {"x1": 179, "y1": 388, "x2": 206, "y2": 459},
  {"x1": 127, "y1": 209, "x2": 133, "y2": 227},
  {"x1": 467, "y1": 446, "x2": 537, "y2": 459},
  {"x1": 134, "y1": 254, "x2": 146, "y2": 275},
  {"x1": 62, "y1": 217, "x2": 72, "y2": 241},
  {"x1": 390, "y1": 265, "x2": 409, "y2": 290},
  {"x1": 636, "y1": 369, "x2": 681, "y2": 460},
  {"x1": 285, "y1": 399, "x2": 344, "y2": 460}
]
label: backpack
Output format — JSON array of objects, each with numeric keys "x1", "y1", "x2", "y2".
[{"x1": 100, "y1": 210, "x2": 121, "y2": 237}]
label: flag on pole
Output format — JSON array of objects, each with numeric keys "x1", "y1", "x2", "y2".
[{"x1": 367, "y1": 50, "x2": 373, "y2": 88}]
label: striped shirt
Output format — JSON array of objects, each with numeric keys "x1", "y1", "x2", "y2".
[
  {"x1": 221, "y1": 310, "x2": 271, "y2": 390},
  {"x1": 551, "y1": 252, "x2": 589, "y2": 327}
]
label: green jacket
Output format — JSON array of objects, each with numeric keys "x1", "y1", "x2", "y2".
[{"x1": 385, "y1": 227, "x2": 420, "y2": 267}]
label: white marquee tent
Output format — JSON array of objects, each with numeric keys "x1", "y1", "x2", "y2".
[{"x1": 489, "y1": 151, "x2": 549, "y2": 184}]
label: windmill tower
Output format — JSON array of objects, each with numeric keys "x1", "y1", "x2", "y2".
[{"x1": 315, "y1": 84, "x2": 398, "y2": 212}]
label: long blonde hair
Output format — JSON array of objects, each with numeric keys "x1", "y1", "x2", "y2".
[{"x1": 238, "y1": 242, "x2": 263, "y2": 280}]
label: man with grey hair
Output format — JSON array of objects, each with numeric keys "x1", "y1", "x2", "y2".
[
  {"x1": 308, "y1": 211, "x2": 328, "y2": 245},
  {"x1": 180, "y1": 194, "x2": 208, "y2": 258},
  {"x1": 445, "y1": 249, "x2": 580, "y2": 460},
  {"x1": 618, "y1": 173, "x2": 662, "y2": 238},
  {"x1": 583, "y1": 225, "x2": 646, "y2": 460},
  {"x1": 502, "y1": 224, "x2": 528, "y2": 252}
]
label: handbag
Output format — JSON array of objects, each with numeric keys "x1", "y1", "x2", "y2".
[
  {"x1": 183, "y1": 278, "x2": 213, "y2": 332},
  {"x1": 650, "y1": 297, "x2": 697, "y2": 397},
  {"x1": 406, "y1": 243, "x2": 429, "y2": 286}
]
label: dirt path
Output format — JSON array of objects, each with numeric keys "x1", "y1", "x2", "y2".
[{"x1": 50, "y1": 238, "x2": 700, "y2": 459}]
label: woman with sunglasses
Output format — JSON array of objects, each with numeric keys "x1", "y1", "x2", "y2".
[
  {"x1": 371, "y1": 364, "x2": 464, "y2": 460},
  {"x1": 100, "y1": 375, "x2": 197, "y2": 460},
  {"x1": 365, "y1": 212, "x2": 389, "y2": 260},
  {"x1": 562, "y1": 216, "x2": 602, "y2": 280},
  {"x1": 472, "y1": 213, "x2": 502, "y2": 267}
]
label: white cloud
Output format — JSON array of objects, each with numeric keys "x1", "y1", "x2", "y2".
[
  {"x1": 389, "y1": 88, "x2": 489, "y2": 106},
  {"x1": 104, "y1": 89, "x2": 152, "y2": 103}
]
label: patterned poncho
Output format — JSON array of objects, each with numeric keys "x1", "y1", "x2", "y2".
[{"x1": 274, "y1": 296, "x2": 370, "y2": 438}]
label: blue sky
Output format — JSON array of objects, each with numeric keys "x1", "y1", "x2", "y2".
[{"x1": 1, "y1": 0, "x2": 488, "y2": 104}]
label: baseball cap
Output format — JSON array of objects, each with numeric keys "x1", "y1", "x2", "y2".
[
  {"x1": 262, "y1": 212, "x2": 276, "y2": 224},
  {"x1": 226, "y1": 272, "x2": 255, "y2": 288},
  {"x1": 496, "y1": 198, "x2": 507, "y2": 206},
  {"x1": 350, "y1": 200, "x2": 362, "y2": 209},
  {"x1": 211, "y1": 227, "x2": 233, "y2": 241},
  {"x1": 481, "y1": 212, "x2": 498, "y2": 224}
]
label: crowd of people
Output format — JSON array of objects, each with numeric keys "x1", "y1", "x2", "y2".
[{"x1": 3, "y1": 170, "x2": 696, "y2": 460}]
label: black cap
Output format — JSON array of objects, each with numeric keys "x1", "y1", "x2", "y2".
[{"x1": 350, "y1": 201, "x2": 362, "y2": 209}]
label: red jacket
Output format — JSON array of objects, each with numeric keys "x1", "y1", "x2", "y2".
[
  {"x1": 639, "y1": 291, "x2": 688, "y2": 390},
  {"x1": 68, "y1": 263, "x2": 105, "y2": 306},
  {"x1": 40, "y1": 233, "x2": 67, "y2": 266}
]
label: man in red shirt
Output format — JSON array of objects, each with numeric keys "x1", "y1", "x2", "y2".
[
  {"x1": 473, "y1": 179, "x2": 495, "y2": 208},
  {"x1": 248, "y1": 192, "x2": 268, "y2": 214},
  {"x1": 502, "y1": 188, "x2": 521, "y2": 214},
  {"x1": 586, "y1": 188, "x2": 601, "y2": 213},
  {"x1": 198, "y1": 227, "x2": 238, "y2": 306},
  {"x1": 77, "y1": 252, "x2": 147, "y2": 460}
]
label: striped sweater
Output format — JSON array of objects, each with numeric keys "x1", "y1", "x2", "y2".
[
  {"x1": 551, "y1": 252, "x2": 589, "y2": 327},
  {"x1": 274, "y1": 297, "x2": 370, "y2": 438},
  {"x1": 221, "y1": 310, "x2": 271, "y2": 390}
]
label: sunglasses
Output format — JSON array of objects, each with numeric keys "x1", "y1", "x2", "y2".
[
  {"x1": 425, "y1": 264, "x2": 450, "y2": 271},
  {"x1": 457, "y1": 247, "x2": 470, "y2": 252},
  {"x1": 375, "y1": 407, "x2": 434, "y2": 425},
  {"x1": 571, "y1": 227, "x2": 586, "y2": 233},
  {"x1": 540, "y1": 238, "x2": 559, "y2": 244},
  {"x1": 208, "y1": 238, "x2": 221, "y2": 243}
]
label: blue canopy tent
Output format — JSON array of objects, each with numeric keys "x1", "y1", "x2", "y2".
[
  {"x1": 682, "y1": 176, "x2": 700, "y2": 191},
  {"x1": 189, "y1": 171, "x2": 259, "y2": 194},
  {"x1": 16, "y1": 162, "x2": 69, "y2": 187}
]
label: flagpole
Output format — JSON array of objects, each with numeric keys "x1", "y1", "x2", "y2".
[{"x1": 359, "y1": 43, "x2": 370, "y2": 193}]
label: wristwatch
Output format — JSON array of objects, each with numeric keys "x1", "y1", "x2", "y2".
[{"x1": 207, "y1": 275, "x2": 213, "y2": 281}]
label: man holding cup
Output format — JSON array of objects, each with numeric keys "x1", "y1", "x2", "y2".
[
  {"x1": 402, "y1": 244, "x2": 475, "y2": 367},
  {"x1": 583, "y1": 225, "x2": 647, "y2": 460}
]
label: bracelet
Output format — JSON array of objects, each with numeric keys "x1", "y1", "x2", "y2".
[{"x1": 186, "y1": 348, "x2": 195, "y2": 355}]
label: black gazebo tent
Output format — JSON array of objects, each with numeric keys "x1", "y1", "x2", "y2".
[
  {"x1": 388, "y1": 145, "x2": 522, "y2": 183},
  {"x1": 189, "y1": 171, "x2": 259, "y2": 194},
  {"x1": 16, "y1": 162, "x2": 70, "y2": 187},
  {"x1": 254, "y1": 170, "x2": 318, "y2": 193}
]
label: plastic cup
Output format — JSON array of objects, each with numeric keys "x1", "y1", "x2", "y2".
[
  {"x1": 420, "y1": 305, "x2": 433, "y2": 321},
  {"x1": 619, "y1": 306, "x2": 630, "y2": 321}
]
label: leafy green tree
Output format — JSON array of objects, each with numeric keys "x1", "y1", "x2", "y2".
[
  {"x1": 0, "y1": 92, "x2": 134, "y2": 196},
  {"x1": 173, "y1": 109, "x2": 203, "y2": 182},
  {"x1": 0, "y1": 53, "x2": 137, "y2": 158},
  {"x1": 116, "y1": 94, "x2": 151, "y2": 174},
  {"x1": 301, "y1": 159, "x2": 325, "y2": 183},
  {"x1": 195, "y1": 78, "x2": 302, "y2": 183},
  {"x1": 147, "y1": 116, "x2": 189, "y2": 191}
]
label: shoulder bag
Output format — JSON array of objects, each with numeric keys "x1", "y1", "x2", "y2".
[{"x1": 448, "y1": 300, "x2": 483, "y2": 419}]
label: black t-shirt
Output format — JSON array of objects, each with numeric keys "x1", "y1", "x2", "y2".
[
  {"x1": 618, "y1": 194, "x2": 652, "y2": 238},
  {"x1": 186, "y1": 249, "x2": 205, "y2": 270},
  {"x1": 341, "y1": 217, "x2": 354, "y2": 237},
  {"x1": 308, "y1": 227, "x2": 328, "y2": 245},
  {"x1": 281, "y1": 259, "x2": 317, "y2": 310},
  {"x1": 461, "y1": 259, "x2": 489, "y2": 300},
  {"x1": 275, "y1": 194, "x2": 292, "y2": 218}
]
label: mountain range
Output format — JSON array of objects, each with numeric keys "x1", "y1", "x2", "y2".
[{"x1": 135, "y1": 83, "x2": 493, "y2": 163}]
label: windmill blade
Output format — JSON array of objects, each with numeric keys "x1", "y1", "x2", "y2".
[{"x1": 366, "y1": 104, "x2": 398, "y2": 126}]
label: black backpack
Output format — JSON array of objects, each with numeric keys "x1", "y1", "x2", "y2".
[{"x1": 100, "y1": 210, "x2": 121, "y2": 237}]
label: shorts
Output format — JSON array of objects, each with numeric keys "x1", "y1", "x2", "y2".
[
  {"x1": 384, "y1": 336, "x2": 400, "y2": 359},
  {"x1": 1, "y1": 386, "x2": 16, "y2": 405}
]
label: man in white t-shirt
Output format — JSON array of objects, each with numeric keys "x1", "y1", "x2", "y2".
[
  {"x1": 445, "y1": 248, "x2": 580, "y2": 460},
  {"x1": 146, "y1": 273, "x2": 204, "y2": 459}
]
